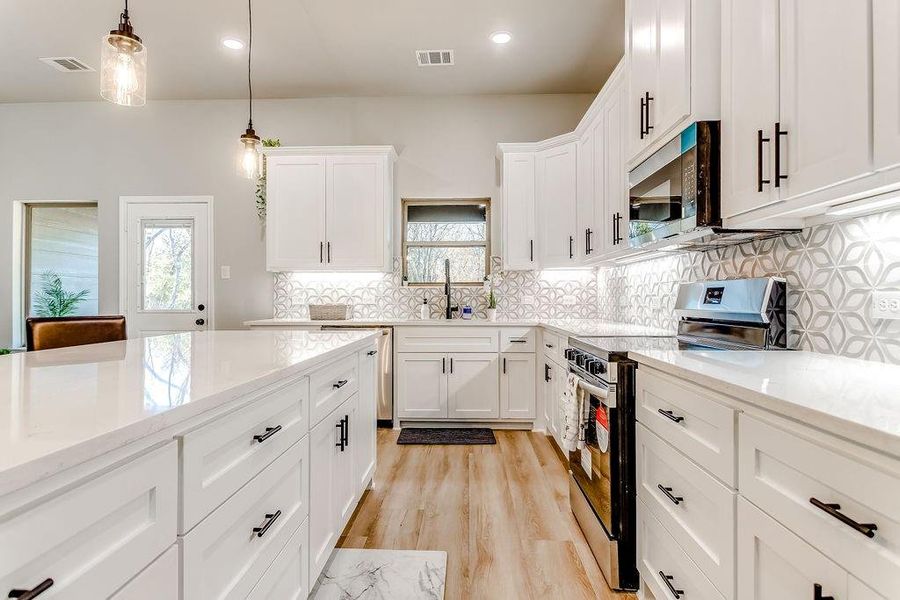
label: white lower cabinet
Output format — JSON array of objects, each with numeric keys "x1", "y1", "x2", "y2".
[
  {"x1": 448, "y1": 353, "x2": 499, "y2": 419},
  {"x1": 500, "y1": 353, "x2": 536, "y2": 419},
  {"x1": 111, "y1": 546, "x2": 179, "y2": 600},
  {"x1": 396, "y1": 353, "x2": 447, "y2": 419},
  {"x1": 0, "y1": 443, "x2": 177, "y2": 600},
  {"x1": 181, "y1": 436, "x2": 310, "y2": 600},
  {"x1": 355, "y1": 347, "x2": 378, "y2": 492},
  {"x1": 247, "y1": 518, "x2": 310, "y2": 600},
  {"x1": 542, "y1": 359, "x2": 563, "y2": 446}
]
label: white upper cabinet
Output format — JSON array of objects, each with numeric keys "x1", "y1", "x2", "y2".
[
  {"x1": 501, "y1": 152, "x2": 537, "y2": 270},
  {"x1": 874, "y1": 0, "x2": 900, "y2": 173},
  {"x1": 627, "y1": 0, "x2": 719, "y2": 166},
  {"x1": 265, "y1": 147, "x2": 395, "y2": 272},
  {"x1": 600, "y1": 71, "x2": 629, "y2": 257},
  {"x1": 577, "y1": 128, "x2": 596, "y2": 261},
  {"x1": 537, "y1": 142, "x2": 579, "y2": 268}
]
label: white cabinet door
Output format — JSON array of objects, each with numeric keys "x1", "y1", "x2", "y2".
[
  {"x1": 247, "y1": 519, "x2": 309, "y2": 600},
  {"x1": 654, "y1": 0, "x2": 691, "y2": 141},
  {"x1": 309, "y1": 412, "x2": 341, "y2": 582},
  {"x1": 628, "y1": 0, "x2": 658, "y2": 160},
  {"x1": 602, "y1": 79, "x2": 629, "y2": 254},
  {"x1": 447, "y1": 353, "x2": 500, "y2": 419},
  {"x1": 500, "y1": 353, "x2": 536, "y2": 420},
  {"x1": 590, "y1": 112, "x2": 608, "y2": 256},
  {"x1": 737, "y1": 497, "x2": 847, "y2": 600},
  {"x1": 778, "y1": 0, "x2": 872, "y2": 201},
  {"x1": 266, "y1": 155, "x2": 326, "y2": 271},
  {"x1": 542, "y1": 360, "x2": 555, "y2": 436},
  {"x1": 537, "y1": 143, "x2": 578, "y2": 268},
  {"x1": 721, "y1": 0, "x2": 781, "y2": 219},
  {"x1": 355, "y1": 348, "x2": 378, "y2": 493},
  {"x1": 543, "y1": 361, "x2": 562, "y2": 442},
  {"x1": 874, "y1": 0, "x2": 900, "y2": 172},
  {"x1": 396, "y1": 353, "x2": 447, "y2": 419},
  {"x1": 110, "y1": 546, "x2": 179, "y2": 600},
  {"x1": 336, "y1": 398, "x2": 357, "y2": 528},
  {"x1": 325, "y1": 155, "x2": 385, "y2": 270},
  {"x1": 502, "y1": 152, "x2": 537, "y2": 270},
  {"x1": 577, "y1": 129, "x2": 595, "y2": 261}
]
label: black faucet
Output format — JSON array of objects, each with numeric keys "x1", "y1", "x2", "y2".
[{"x1": 444, "y1": 259, "x2": 458, "y2": 319}]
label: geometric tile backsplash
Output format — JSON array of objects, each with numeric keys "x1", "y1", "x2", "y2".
[{"x1": 274, "y1": 208, "x2": 900, "y2": 364}]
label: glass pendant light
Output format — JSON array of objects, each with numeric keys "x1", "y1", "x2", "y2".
[
  {"x1": 239, "y1": 0, "x2": 260, "y2": 179},
  {"x1": 100, "y1": 0, "x2": 147, "y2": 107}
]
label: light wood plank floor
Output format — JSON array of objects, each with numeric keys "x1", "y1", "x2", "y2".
[{"x1": 337, "y1": 429, "x2": 637, "y2": 600}]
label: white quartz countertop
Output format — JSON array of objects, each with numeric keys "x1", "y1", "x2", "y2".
[
  {"x1": 0, "y1": 329, "x2": 378, "y2": 496},
  {"x1": 244, "y1": 318, "x2": 674, "y2": 339},
  {"x1": 632, "y1": 349, "x2": 900, "y2": 458}
]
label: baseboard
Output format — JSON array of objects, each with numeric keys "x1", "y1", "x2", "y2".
[{"x1": 397, "y1": 420, "x2": 534, "y2": 430}]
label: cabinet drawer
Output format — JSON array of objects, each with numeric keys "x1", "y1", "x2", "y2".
[
  {"x1": 637, "y1": 424, "x2": 735, "y2": 598},
  {"x1": 636, "y1": 369, "x2": 737, "y2": 486},
  {"x1": 638, "y1": 498, "x2": 724, "y2": 600},
  {"x1": 182, "y1": 436, "x2": 310, "y2": 600},
  {"x1": 541, "y1": 330, "x2": 567, "y2": 367},
  {"x1": 180, "y1": 376, "x2": 309, "y2": 532},
  {"x1": 499, "y1": 327, "x2": 536, "y2": 352},
  {"x1": 739, "y1": 414, "x2": 900, "y2": 596},
  {"x1": 395, "y1": 327, "x2": 499, "y2": 353},
  {"x1": 0, "y1": 443, "x2": 177, "y2": 600},
  {"x1": 111, "y1": 545, "x2": 178, "y2": 600},
  {"x1": 310, "y1": 355, "x2": 359, "y2": 425},
  {"x1": 246, "y1": 518, "x2": 309, "y2": 600}
]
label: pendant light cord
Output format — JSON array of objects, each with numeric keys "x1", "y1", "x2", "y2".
[{"x1": 247, "y1": 0, "x2": 253, "y2": 130}]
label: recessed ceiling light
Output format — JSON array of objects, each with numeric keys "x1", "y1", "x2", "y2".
[
  {"x1": 222, "y1": 38, "x2": 245, "y2": 50},
  {"x1": 490, "y1": 31, "x2": 512, "y2": 44}
]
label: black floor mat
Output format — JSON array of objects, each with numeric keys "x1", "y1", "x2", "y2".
[{"x1": 397, "y1": 427, "x2": 496, "y2": 445}]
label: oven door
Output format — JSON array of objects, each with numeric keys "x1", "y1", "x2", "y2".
[{"x1": 568, "y1": 377, "x2": 618, "y2": 538}]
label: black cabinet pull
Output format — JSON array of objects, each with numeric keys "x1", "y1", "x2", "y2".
[
  {"x1": 442, "y1": 357, "x2": 446, "y2": 374},
  {"x1": 503, "y1": 357, "x2": 507, "y2": 374},
  {"x1": 545, "y1": 343, "x2": 554, "y2": 349},
  {"x1": 569, "y1": 236, "x2": 574, "y2": 259},
  {"x1": 343, "y1": 415, "x2": 350, "y2": 448},
  {"x1": 774, "y1": 122, "x2": 788, "y2": 187},
  {"x1": 252, "y1": 510, "x2": 282, "y2": 538},
  {"x1": 8, "y1": 579, "x2": 54, "y2": 600},
  {"x1": 544, "y1": 364, "x2": 551, "y2": 382},
  {"x1": 658, "y1": 409, "x2": 685, "y2": 423},
  {"x1": 658, "y1": 571, "x2": 683, "y2": 599},
  {"x1": 814, "y1": 583, "x2": 835, "y2": 600},
  {"x1": 809, "y1": 497, "x2": 877, "y2": 538},
  {"x1": 253, "y1": 425, "x2": 282, "y2": 444},
  {"x1": 335, "y1": 417, "x2": 347, "y2": 451},
  {"x1": 640, "y1": 95, "x2": 647, "y2": 139},
  {"x1": 645, "y1": 92, "x2": 654, "y2": 135},
  {"x1": 450, "y1": 358, "x2": 454, "y2": 374},
  {"x1": 333, "y1": 379, "x2": 349, "y2": 389},
  {"x1": 617, "y1": 213, "x2": 624, "y2": 244},
  {"x1": 320, "y1": 242, "x2": 324, "y2": 263},
  {"x1": 530, "y1": 239, "x2": 534, "y2": 262},
  {"x1": 510, "y1": 339, "x2": 527, "y2": 344},
  {"x1": 327, "y1": 241, "x2": 332, "y2": 263},
  {"x1": 757, "y1": 129, "x2": 771, "y2": 192},
  {"x1": 658, "y1": 484, "x2": 684, "y2": 506},
  {"x1": 367, "y1": 350, "x2": 377, "y2": 356}
]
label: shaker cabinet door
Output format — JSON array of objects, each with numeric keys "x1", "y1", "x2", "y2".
[
  {"x1": 447, "y1": 353, "x2": 500, "y2": 419},
  {"x1": 396, "y1": 353, "x2": 448, "y2": 419},
  {"x1": 537, "y1": 143, "x2": 578, "y2": 268},
  {"x1": 266, "y1": 155, "x2": 327, "y2": 271},
  {"x1": 502, "y1": 153, "x2": 537, "y2": 270},
  {"x1": 500, "y1": 353, "x2": 536, "y2": 420},
  {"x1": 325, "y1": 155, "x2": 385, "y2": 270},
  {"x1": 874, "y1": 0, "x2": 900, "y2": 172}
]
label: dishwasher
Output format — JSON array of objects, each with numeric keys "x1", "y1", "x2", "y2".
[{"x1": 321, "y1": 326, "x2": 393, "y2": 426}]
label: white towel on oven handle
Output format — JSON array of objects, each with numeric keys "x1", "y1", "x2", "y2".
[{"x1": 562, "y1": 372, "x2": 587, "y2": 452}]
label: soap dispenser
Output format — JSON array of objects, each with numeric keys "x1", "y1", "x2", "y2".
[{"x1": 420, "y1": 298, "x2": 429, "y2": 320}]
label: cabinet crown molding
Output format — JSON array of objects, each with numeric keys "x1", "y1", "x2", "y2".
[{"x1": 262, "y1": 145, "x2": 398, "y2": 161}]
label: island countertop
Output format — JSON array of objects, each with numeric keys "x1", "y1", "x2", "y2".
[{"x1": 0, "y1": 329, "x2": 378, "y2": 496}]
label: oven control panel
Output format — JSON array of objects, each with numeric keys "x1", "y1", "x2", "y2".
[{"x1": 565, "y1": 348, "x2": 607, "y2": 376}]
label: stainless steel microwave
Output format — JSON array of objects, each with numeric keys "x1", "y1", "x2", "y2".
[{"x1": 628, "y1": 121, "x2": 721, "y2": 248}]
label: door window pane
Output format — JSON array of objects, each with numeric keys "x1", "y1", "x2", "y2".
[{"x1": 142, "y1": 221, "x2": 193, "y2": 311}]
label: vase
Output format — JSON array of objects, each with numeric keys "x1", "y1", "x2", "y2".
[{"x1": 486, "y1": 308, "x2": 497, "y2": 321}]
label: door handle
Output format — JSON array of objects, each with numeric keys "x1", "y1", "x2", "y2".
[
  {"x1": 343, "y1": 415, "x2": 350, "y2": 447},
  {"x1": 809, "y1": 497, "x2": 877, "y2": 538},
  {"x1": 442, "y1": 357, "x2": 446, "y2": 374},
  {"x1": 195, "y1": 318, "x2": 205, "y2": 326},
  {"x1": 450, "y1": 358, "x2": 454, "y2": 374},
  {"x1": 327, "y1": 241, "x2": 332, "y2": 263},
  {"x1": 530, "y1": 239, "x2": 534, "y2": 262},
  {"x1": 774, "y1": 122, "x2": 788, "y2": 187},
  {"x1": 657, "y1": 484, "x2": 684, "y2": 506},
  {"x1": 335, "y1": 419, "x2": 346, "y2": 451},
  {"x1": 658, "y1": 408, "x2": 684, "y2": 423},
  {"x1": 253, "y1": 425, "x2": 282, "y2": 444},
  {"x1": 757, "y1": 129, "x2": 771, "y2": 192},
  {"x1": 252, "y1": 510, "x2": 282, "y2": 538},
  {"x1": 367, "y1": 350, "x2": 378, "y2": 356},
  {"x1": 8, "y1": 579, "x2": 54, "y2": 600},
  {"x1": 320, "y1": 242, "x2": 324, "y2": 263}
]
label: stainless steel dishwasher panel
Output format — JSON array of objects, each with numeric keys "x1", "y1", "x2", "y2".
[{"x1": 321, "y1": 326, "x2": 393, "y2": 423}]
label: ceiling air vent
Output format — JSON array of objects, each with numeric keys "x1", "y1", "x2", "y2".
[
  {"x1": 416, "y1": 49, "x2": 454, "y2": 67},
  {"x1": 39, "y1": 57, "x2": 94, "y2": 72}
]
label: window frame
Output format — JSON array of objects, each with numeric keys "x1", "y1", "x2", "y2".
[{"x1": 401, "y1": 198, "x2": 492, "y2": 287}]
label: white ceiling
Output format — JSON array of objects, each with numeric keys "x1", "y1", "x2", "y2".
[{"x1": 0, "y1": 0, "x2": 624, "y2": 103}]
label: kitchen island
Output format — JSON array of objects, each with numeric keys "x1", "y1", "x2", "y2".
[{"x1": 0, "y1": 329, "x2": 380, "y2": 599}]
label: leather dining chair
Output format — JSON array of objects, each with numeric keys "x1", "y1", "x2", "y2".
[{"x1": 25, "y1": 315, "x2": 127, "y2": 351}]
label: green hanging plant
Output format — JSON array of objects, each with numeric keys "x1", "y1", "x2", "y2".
[{"x1": 256, "y1": 138, "x2": 282, "y2": 221}]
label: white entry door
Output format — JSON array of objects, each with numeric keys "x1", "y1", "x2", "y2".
[{"x1": 123, "y1": 199, "x2": 211, "y2": 337}]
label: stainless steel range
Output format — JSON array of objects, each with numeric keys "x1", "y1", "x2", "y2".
[{"x1": 564, "y1": 276, "x2": 787, "y2": 592}]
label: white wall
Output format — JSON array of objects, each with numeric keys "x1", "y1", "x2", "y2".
[{"x1": 0, "y1": 93, "x2": 592, "y2": 345}]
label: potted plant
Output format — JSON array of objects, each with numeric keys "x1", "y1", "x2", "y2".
[
  {"x1": 484, "y1": 276, "x2": 498, "y2": 321},
  {"x1": 33, "y1": 271, "x2": 89, "y2": 317}
]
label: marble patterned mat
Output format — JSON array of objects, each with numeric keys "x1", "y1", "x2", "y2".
[{"x1": 311, "y1": 549, "x2": 447, "y2": 600}]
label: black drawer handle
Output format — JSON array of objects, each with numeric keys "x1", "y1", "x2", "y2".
[
  {"x1": 658, "y1": 571, "x2": 684, "y2": 599},
  {"x1": 658, "y1": 485, "x2": 684, "y2": 506},
  {"x1": 509, "y1": 339, "x2": 528, "y2": 343},
  {"x1": 545, "y1": 343, "x2": 554, "y2": 349},
  {"x1": 252, "y1": 510, "x2": 282, "y2": 538},
  {"x1": 658, "y1": 409, "x2": 685, "y2": 423},
  {"x1": 810, "y1": 497, "x2": 877, "y2": 538},
  {"x1": 253, "y1": 425, "x2": 282, "y2": 444},
  {"x1": 8, "y1": 579, "x2": 54, "y2": 600},
  {"x1": 814, "y1": 583, "x2": 835, "y2": 600},
  {"x1": 367, "y1": 350, "x2": 378, "y2": 356},
  {"x1": 545, "y1": 364, "x2": 551, "y2": 382},
  {"x1": 333, "y1": 379, "x2": 349, "y2": 389}
]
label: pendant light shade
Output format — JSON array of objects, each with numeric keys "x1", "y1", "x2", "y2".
[
  {"x1": 100, "y1": 0, "x2": 147, "y2": 107},
  {"x1": 238, "y1": 0, "x2": 260, "y2": 179}
]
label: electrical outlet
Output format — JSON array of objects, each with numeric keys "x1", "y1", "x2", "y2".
[
  {"x1": 872, "y1": 291, "x2": 900, "y2": 320},
  {"x1": 220, "y1": 265, "x2": 231, "y2": 280}
]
